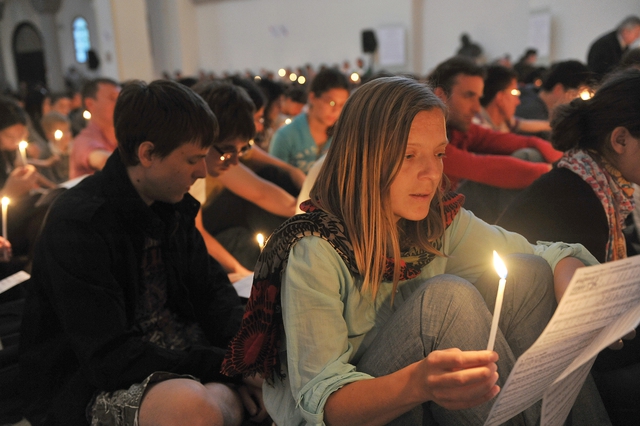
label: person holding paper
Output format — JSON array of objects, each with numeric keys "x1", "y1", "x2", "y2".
[
  {"x1": 19, "y1": 80, "x2": 267, "y2": 426},
  {"x1": 497, "y1": 68, "x2": 640, "y2": 424},
  {"x1": 221, "y1": 77, "x2": 609, "y2": 425}
]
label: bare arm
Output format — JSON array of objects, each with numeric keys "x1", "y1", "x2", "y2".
[
  {"x1": 194, "y1": 210, "x2": 252, "y2": 279},
  {"x1": 243, "y1": 145, "x2": 306, "y2": 189},
  {"x1": 324, "y1": 349, "x2": 500, "y2": 426},
  {"x1": 553, "y1": 256, "x2": 586, "y2": 301},
  {"x1": 218, "y1": 163, "x2": 297, "y2": 217},
  {"x1": 512, "y1": 117, "x2": 551, "y2": 134}
]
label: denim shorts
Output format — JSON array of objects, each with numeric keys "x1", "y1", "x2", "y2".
[{"x1": 87, "y1": 372, "x2": 197, "y2": 426}]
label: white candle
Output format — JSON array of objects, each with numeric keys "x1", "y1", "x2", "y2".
[
  {"x1": 487, "y1": 251, "x2": 508, "y2": 351},
  {"x1": 18, "y1": 141, "x2": 28, "y2": 166},
  {"x1": 2, "y1": 197, "x2": 10, "y2": 240},
  {"x1": 256, "y1": 233, "x2": 265, "y2": 251}
]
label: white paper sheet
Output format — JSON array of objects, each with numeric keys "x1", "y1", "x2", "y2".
[
  {"x1": 484, "y1": 255, "x2": 640, "y2": 426},
  {"x1": 0, "y1": 270, "x2": 30, "y2": 294},
  {"x1": 233, "y1": 273, "x2": 253, "y2": 299}
]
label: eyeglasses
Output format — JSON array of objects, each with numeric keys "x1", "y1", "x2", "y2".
[{"x1": 212, "y1": 140, "x2": 253, "y2": 161}]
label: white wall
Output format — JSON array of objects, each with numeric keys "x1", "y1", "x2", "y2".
[
  {"x1": 2, "y1": 0, "x2": 640, "y2": 90},
  {"x1": 191, "y1": 0, "x2": 640, "y2": 77},
  {"x1": 193, "y1": 0, "x2": 413, "y2": 76}
]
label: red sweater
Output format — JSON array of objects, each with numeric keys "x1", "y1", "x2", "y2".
[{"x1": 444, "y1": 123, "x2": 562, "y2": 190}]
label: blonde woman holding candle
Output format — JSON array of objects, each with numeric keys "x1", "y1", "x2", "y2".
[{"x1": 222, "y1": 77, "x2": 610, "y2": 425}]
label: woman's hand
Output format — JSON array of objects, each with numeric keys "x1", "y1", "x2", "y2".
[
  {"x1": 2, "y1": 165, "x2": 39, "y2": 198},
  {"x1": 414, "y1": 348, "x2": 500, "y2": 410},
  {"x1": 0, "y1": 236, "x2": 12, "y2": 262},
  {"x1": 238, "y1": 375, "x2": 269, "y2": 423}
]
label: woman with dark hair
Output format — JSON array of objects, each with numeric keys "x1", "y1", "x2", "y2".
[
  {"x1": 498, "y1": 69, "x2": 640, "y2": 264},
  {"x1": 222, "y1": 77, "x2": 607, "y2": 425},
  {"x1": 23, "y1": 85, "x2": 51, "y2": 158},
  {"x1": 497, "y1": 69, "x2": 640, "y2": 423},
  {"x1": 0, "y1": 97, "x2": 44, "y2": 274},
  {"x1": 269, "y1": 67, "x2": 350, "y2": 173}
]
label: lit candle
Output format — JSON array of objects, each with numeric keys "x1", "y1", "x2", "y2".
[
  {"x1": 54, "y1": 129, "x2": 63, "y2": 141},
  {"x1": 18, "y1": 141, "x2": 28, "y2": 166},
  {"x1": 487, "y1": 251, "x2": 508, "y2": 351},
  {"x1": 2, "y1": 197, "x2": 9, "y2": 240},
  {"x1": 256, "y1": 233, "x2": 265, "y2": 251},
  {"x1": 83, "y1": 110, "x2": 92, "y2": 120}
]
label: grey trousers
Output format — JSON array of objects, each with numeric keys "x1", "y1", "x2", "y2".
[{"x1": 356, "y1": 254, "x2": 610, "y2": 426}]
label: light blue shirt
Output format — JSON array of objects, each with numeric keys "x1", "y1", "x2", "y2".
[
  {"x1": 269, "y1": 113, "x2": 330, "y2": 174},
  {"x1": 263, "y1": 208, "x2": 599, "y2": 425}
]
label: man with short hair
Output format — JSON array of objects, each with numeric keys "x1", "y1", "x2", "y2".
[
  {"x1": 19, "y1": 80, "x2": 266, "y2": 426},
  {"x1": 516, "y1": 60, "x2": 592, "y2": 125},
  {"x1": 69, "y1": 78, "x2": 121, "y2": 178},
  {"x1": 427, "y1": 56, "x2": 562, "y2": 223},
  {"x1": 588, "y1": 15, "x2": 640, "y2": 80}
]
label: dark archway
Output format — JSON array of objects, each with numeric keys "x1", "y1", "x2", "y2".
[{"x1": 12, "y1": 22, "x2": 47, "y2": 89}]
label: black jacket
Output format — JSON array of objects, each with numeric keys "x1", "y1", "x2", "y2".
[
  {"x1": 19, "y1": 151, "x2": 244, "y2": 425},
  {"x1": 587, "y1": 30, "x2": 626, "y2": 80}
]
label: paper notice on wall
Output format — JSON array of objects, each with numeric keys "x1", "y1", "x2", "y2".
[{"x1": 377, "y1": 26, "x2": 406, "y2": 67}]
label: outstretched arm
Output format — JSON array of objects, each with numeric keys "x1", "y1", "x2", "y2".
[
  {"x1": 195, "y1": 209, "x2": 252, "y2": 281},
  {"x1": 243, "y1": 145, "x2": 306, "y2": 189},
  {"x1": 218, "y1": 163, "x2": 297, "y2": 217}
]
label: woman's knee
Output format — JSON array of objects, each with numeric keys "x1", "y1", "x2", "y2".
[{"x1": 421, "y1": 274, "x2": 486, "y2": 308}]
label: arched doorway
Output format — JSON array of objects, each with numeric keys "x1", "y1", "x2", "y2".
[{"x1": 12, "y1": 22, "x2": 47, "y2": 89}]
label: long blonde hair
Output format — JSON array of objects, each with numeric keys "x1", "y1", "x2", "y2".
[{"x1": 310, "y1": 77, "x2": 448, "y2": 298}]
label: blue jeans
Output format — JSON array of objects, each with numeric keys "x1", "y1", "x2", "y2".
[{"x1": 356, "y1": 254, "x2": 609, "y2": 425}]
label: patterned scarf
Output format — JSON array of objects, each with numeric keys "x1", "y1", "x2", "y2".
[
  {"x1": 557, "y1": 148, "x2": 635, "y2": 261},
  {"x1": 221, "y1": 192, "x2": 464, "y2": 381}
]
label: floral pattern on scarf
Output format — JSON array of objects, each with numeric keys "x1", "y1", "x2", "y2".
[{"x1": 557, "y1": 148, "x2": 635, "y2": 261}]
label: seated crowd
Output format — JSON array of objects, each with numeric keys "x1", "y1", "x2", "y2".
[{"x1": 1, "y1": 18, "x2": 640, "y2": 426}]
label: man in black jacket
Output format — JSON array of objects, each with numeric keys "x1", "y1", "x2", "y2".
[
  {"x1": 19, "y1": 80, "x2": 266, "y2": 426},
  {"x1": 587, "y1": 15, "x2": 640, "y2": 81}
]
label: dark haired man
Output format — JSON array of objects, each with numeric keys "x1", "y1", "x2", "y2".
[
  {"x1": 588, "y1": 15, "x2": 640, "y2": 81},
  {"x1": 69, "y1": 78, "x2": 121, "y2": 178},
  {"x1": 269, "y1": 67, "x2": 350, "y2": 173},
  {"x1": 193, "y1": 81, "x2": 301, "y2": 277},
  {"x1": 19, "y1": 80, "x2": 265, "y2": 426},
  {"x1": 516, "y1": 60, "x2": 592, "y2": 126},
  {"x1": 427, "y1": 56, "x2": 562, "y2": 223}
]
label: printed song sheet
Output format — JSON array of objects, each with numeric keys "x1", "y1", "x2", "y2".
[{"x1": 484, "y1": 254, "x2": 640, "y2": 426}]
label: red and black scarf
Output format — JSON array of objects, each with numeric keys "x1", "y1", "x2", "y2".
[{"x1": 221, "y1": 193, "x2": 464, "y2": 381}]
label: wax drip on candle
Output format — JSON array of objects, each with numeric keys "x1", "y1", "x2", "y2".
[{"x1": 487, "y1": 251, "x2": 508, "y2": 351}]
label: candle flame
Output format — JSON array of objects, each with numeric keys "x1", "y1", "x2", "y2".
[
  {"x1": 1, "y1": 197, "x2": 9, "y2": 207},
  {"x1": 493, "y1": 250, "x2": 508, "y2": 279},
  {"x1": 256, "y1": 233, "x2": 265, "y2": 249},
  {"x1": 54, "y1": 129, "x2": 63, "y2": 141},
  {"x1": 83, "y1": 110, "x2": 92, "y2": 120},
  {"x1": 350, "y1": 72, "x2": 360, "y2": 82},
  {"x1": 579, "y1": 89, "x2": 593, "y2": 100},
  {"x1": 297, "y1": 75, "x2": 306, "y2": 84},
  {"x1": 19, "y1": 141, "x2": 28, "y2": 150}
]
